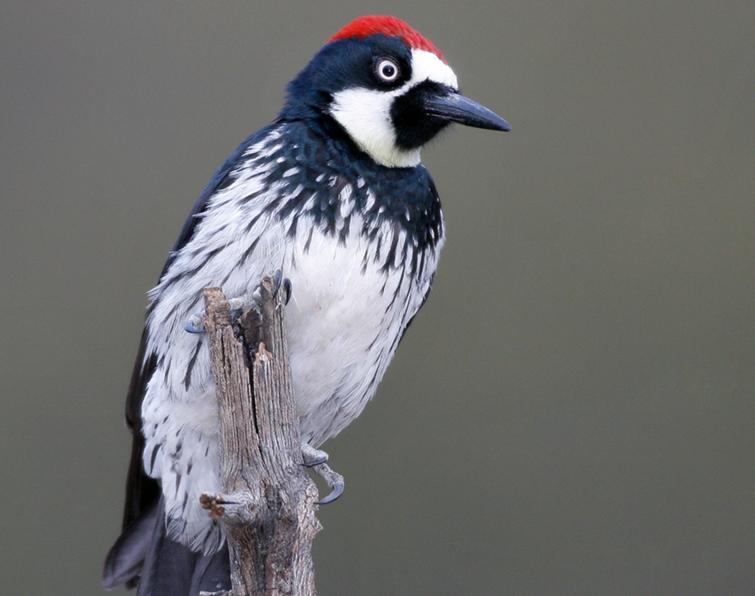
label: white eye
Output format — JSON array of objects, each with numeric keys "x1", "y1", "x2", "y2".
[{"x1": 375, "y1": 58, "x2": 400, "y2": 83}]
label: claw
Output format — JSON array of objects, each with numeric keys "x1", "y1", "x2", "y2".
[
  {"x1": 183, "y1": 275, "x2": 290, "y2": 335},
  {"x1": 270, "y1": 269, "x2": 292, "y2": 304},
  {"x1": 271, "y1": 269, "x2": 283, "y2": 294},
  {"x1": 301, "y1": 444, "x2": 342, "y2": 502},
  {"x1": 313, "y1": 463, "x2": 345, "y2": 505},
  {"x1": 184, "y1": 314, "x2": 206, "y2": 334}
]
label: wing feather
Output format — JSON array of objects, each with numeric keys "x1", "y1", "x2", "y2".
[{"x1": 117, "y1": 128, "x2": 272, "y2": 532}]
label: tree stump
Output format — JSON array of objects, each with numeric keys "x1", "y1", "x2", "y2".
[{"x1": 199, "y1": 278, "x2": 320, "y2": 596}]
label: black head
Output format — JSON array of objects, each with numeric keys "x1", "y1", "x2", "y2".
[{"x1": 281, "y1": 16, "x2": 510, "y2": 168}]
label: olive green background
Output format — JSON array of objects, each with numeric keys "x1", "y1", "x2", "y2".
[{"x1": 1, "y1": 1, "x2": 753, "y2": 594}]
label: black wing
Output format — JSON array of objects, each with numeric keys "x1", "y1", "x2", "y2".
[
  {"x1": 117, "y1": 128, "x2": 270, "y2": 532},
  {"x1": 121, "y1": 328, "x2": 159, "y2": 530},
  {"x1": 107, "y1": 129, "x2": 276, "y2": 589}
]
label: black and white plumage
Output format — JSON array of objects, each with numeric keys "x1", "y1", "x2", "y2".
[{"x1": 104, "y1": 15, "x2": 508, "y2": 594}]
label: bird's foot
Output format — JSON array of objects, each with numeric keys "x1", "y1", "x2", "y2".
[
  {"x1": 312, "y1": 462, "x2": 345, "y2": 505},
  {"x1": 301, "y1": 443, "x2": 343, "y2": 503},
  {"x1": 252, "y1": 269, "x2": 292, "y2": 307},
  {"x1": 301, "y1": 443, "x2": 329, "y2": 467},
  {"x1": 184, "y1": 270, "x2": 292, "y2": 334},
  {"x1": 184, "y1": 312, "x2": 207, "y2": 334},
  {"x1": 184, "y1": 295, "x2": 250, "y2": 334}
]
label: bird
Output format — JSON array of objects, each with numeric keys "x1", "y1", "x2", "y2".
[{"x1": 103, "y1": 14, "x2": 509, "y2": 595}]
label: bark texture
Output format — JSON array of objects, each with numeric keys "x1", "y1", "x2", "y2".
[{"x1": 200, "y1": 279, "x2": 320, "y2": 596}]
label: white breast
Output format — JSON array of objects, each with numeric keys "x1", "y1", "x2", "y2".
[{"x1": 283, "y1": 211, "x2": 440, "y2": 446}]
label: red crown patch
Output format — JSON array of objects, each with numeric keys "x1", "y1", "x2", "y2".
[{"x1": 329, "y1": 15, "x2": 446, "y2": 63}]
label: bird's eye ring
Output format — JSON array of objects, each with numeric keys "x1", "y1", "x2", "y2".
[{"x1": 375, "y1": 58, "x2": 400, "y2": 83}]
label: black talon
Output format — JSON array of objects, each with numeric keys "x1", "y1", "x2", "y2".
[
  {"x1": 269, "y1": 269, "x2": 292, "y2": 304},
  {"x1": 312, "y1": 462, "x2": 345, "y2": 505},
  {"x1": 271, "y1": 269, "x2": 283, "y2": 294},
  {"x1": 317, "y1": 481, "x2": 345, "y2": 505}
]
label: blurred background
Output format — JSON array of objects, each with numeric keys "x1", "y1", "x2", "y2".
[{"x1": 1, "y1": 1, "x2": 753, "y2": 594}]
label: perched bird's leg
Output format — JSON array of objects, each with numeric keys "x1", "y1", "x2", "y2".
[
  {"x1": 254, "y1": 269, "x2": 292, "y2": 306},
  {"x1": 301, "y1": 443, "x2": 329, "y2": 467},
  {"x1": 184, "y1": 270, "x2": 292, "y2": 334},
  {"x1": 184, "y1": 295, "x2": 250, "y2": 334},
  {"x1": 184, "y1": 312, "x2": 207, "y2": 334},
  {"x1": 312, "y1": 462, "x2": 345, "y2": 505}
]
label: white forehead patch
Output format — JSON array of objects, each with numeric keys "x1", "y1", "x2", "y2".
[
  {"x1": 329, "y1": 49, "x2": 458, "y2": 168},
  {"x1": 410, "y1": 50, "x2": 458, "y2": 90}
]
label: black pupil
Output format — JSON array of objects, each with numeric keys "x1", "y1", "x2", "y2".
[{"x1": 382, "y1": 63, "x2": 396, "y2": 78}]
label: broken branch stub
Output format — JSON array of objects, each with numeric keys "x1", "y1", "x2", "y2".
[{"x1": 201, "y1": 279, "x2": 320, "y2": 596}]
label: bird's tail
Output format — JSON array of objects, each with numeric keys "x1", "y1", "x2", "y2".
[{"x1": 103, "y1": 497, "x2": 230, "y2": 595}]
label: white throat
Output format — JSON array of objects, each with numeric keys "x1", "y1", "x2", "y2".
[{"x1": 329, "y1": 49, "x2": 458, "y2": 168}]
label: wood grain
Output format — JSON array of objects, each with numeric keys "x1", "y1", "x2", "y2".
[{"x1": 201, "y1": 280, "x2": 320, "y2": 596}]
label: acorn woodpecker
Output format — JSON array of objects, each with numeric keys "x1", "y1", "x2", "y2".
[{"x1": 104, "y1": 15, "x2": 509, "y2": 594}]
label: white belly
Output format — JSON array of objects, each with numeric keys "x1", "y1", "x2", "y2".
[{"x1": 283, "y1": 219, "x2": 436, "y2": 446}]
